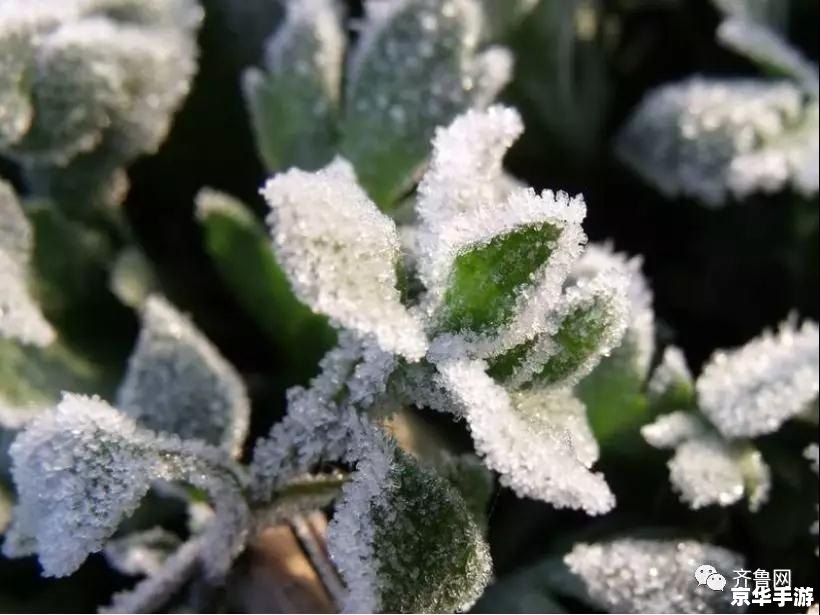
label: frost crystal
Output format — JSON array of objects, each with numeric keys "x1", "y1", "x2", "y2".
[
  {"x1": 565, "y1": 538, "x2": 744, "y2": 613},
  {"x1": 696, "y1": 319, "x2": 819, "y2": 438},
  {"x1": 4, "y1": 394, "x2": 249, "y2": 579},
  {"x1": 117, "y1": 295, "x2": 250, "y2": 457},
  {"x1": 440, "y1": 359, "x2": 615, "y2": 515},
  {"x1": 327, "y1": 417, "x2": 492, "y2": 613},
  {"x1": 0, "y1": 0, "x2": 201, "y2": 205},
  {"x1": 262, "y1": 158, "x2": 427, "y2": 360},
  {"x1": 340, "y1": 0, "x2": 512, "y2": 204},
  {"x1": 0, "y1": 180, "x2": 55, "y2": 347},
  {"x1": 617, "y1": 77, "x2": 818, "y2": 206}
]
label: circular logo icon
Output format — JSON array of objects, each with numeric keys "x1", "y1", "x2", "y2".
[{"x1": 695, "y1": 564, "x2": 717, "y2": 586}]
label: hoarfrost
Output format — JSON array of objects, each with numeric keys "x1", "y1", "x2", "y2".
[
  {"x1": 696, "y1": 319, "x2": 819, "y2": 438},
  {"x1": 565, "y1": 538, "x2": 744, "y2": 613},
  {"x1": 0, "y1": 180, "x2": 55, "y2": 347},
  {"x1": 3, "y1": 394, "x2": 249, "y2": 580},
  {"x1": 617, "y1": 77, "x2": 818, "y2": 206},
  {"x1": 262, "y1": 158, "x2": 427, "y2": 360},
  {"x1": 117, "y1": 295, "x2": 250, "y2": 457},
  {"x1": 439, "y1": 359, "x2": 615, "y2": 514}
]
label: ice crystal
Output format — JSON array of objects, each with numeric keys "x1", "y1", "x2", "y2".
[
  {"x1": 262, "y1": 158, "x2": 427, "y2": 360},
  {"x1": 340, "y1": 0, "x2": 512, "y2": 204},
  {"x1": 618, "y1": 77, "x2": 819, "y2": 206},
  {"x1": 565, "y1": 538, "x2": 744, "y2": 613},
  {"x1": 440, "y1": 359, "x2": 615, "y2": 515},
  {"x1": 102, "y1": 535, "x2": 206, "y2": 614},
  {"x1": 717, "y1": 17, "x2": 819, "y2": 96},
  {"x1": 0, "y1": 0, "x2": 201, "y2": 206},
  {"x1": 0, "y1": 180, "x2": 55, "y2": 347},
  {"x1": 696, "y1": 319, "x2": 819, "y2": 438},
  {"x1": 3, "y1": 394, "x2": 249, "y2": 579},
  {"x1": 326, "y1": 417, "x2": 492, "y2": 613},
  {"x1": 243, "y1": 0, "x2": 345, "y2": 170},
  {"x1": 117, "y1": 295, "x2": 250, "y2": 457}
]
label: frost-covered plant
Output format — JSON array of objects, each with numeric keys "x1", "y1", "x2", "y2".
[
  {"x1": 0, "y1": 0, "x2": 202, "y2": 209},
  {"x1": 242, "y1": 0, "x2": 533, "y2": 207},
  {"x1": 642, "y1": 319, "x2": 819, "y2": 511},
  {"x1": 617, "y1": 0, "x2": 819, "y2": 206},
  {"x1": 0, "y1": 103, "x2": 644, "y2": 612}
]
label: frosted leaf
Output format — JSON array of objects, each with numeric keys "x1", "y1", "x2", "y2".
[
  {"x1": 645, "y1": 414, "x2": 771, "y2": 511},
  {"x1": 0, "y1": 0, "x2": 201, "y2": 207},
  {"x1": 415, "y1": 105, "x2": 524, "y2": 230},
  {"x1": 327, "y1": 419, "x2": 492, "y2": 612},
  {"x1": 641, "y1": 411, "x2": 707, "y2": 449},
  {"x1": 490, "y1": 269, "x2": 630, "y2": 390},
  {"x1": 340, "y1": 0, "x2": 512, "y2": 205},
  {"x1": 102, "y1": 535, "x2": 205, "y2": 614},
  {"x1": 3, "y1": 394, "x2": 250, "y2": 579},
  {"x1": 262, "y1": 158, "x2": 427, "y2": 360},
  {"x1": 104, "y1": 527, "x2": 181, "y2": 577},
  {"x1": 668, "y1": 437, "x2": 746, "y2": 509},
  {"x1": 648, "y1": 346, "x2": 695, "y2": 405},
  {"x1": 243, "y1": 0, "x2": 345, "y2": 170},
  {"x1": 617, "y1": 77, "x2": 817, "y2": 206},
  {"x1": 0, "y1": 0, "x2": 201, "y2": 165},
  {"x1": 440, "y1": 359, "x2": 615, "y2": 515},
  {"x1": 0, "y1": 180, "x2": 55, "y2": 347},
  {"x1": 565, "y1": 538, "x2": 744, "y2": 613},
  {"x1": 425, "y1": 187, "x2": 588, "y2": 361},
  {"x1": 569, "y1": 242, "x2": 656, "y2": 379},
  {"x1": 717, "y1": 17, "x2": 819, "y2": 96},
  {"x1": 696, "y1": 319, "x2": 819, "y2": 438},
  {"x1": 117, "y1": 295, "x2": 250, "y2": 457}
]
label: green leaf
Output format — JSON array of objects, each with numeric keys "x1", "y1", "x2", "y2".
[
  {"x1": 196, "y1": 189, "x2": 336, "y2": 380},
  {"x1": 576, "y1": 343, "x2": 650, "y2": 451},
  {"x1": 534, "y1": 298, "x2": 617, "y2": 385},
  {"x1": 243, "y1": 0, "x2": 344, "y2": 171},
  {"x1": 327, "y1": 428, "x2": 491, "y2": 612},
  {"x1": 437, "y1": 222, "x2": 561, "y2": 334},
  {"x1": 339, "y1": 0, "x2": 510, "y2": 207}
]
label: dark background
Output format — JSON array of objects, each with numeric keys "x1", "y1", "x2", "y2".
[{"x1": 1, "y1": 0, "x2": 817, "y2": 611}]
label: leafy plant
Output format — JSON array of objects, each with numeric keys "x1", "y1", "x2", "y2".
[{"x1": 0, "y1": 0, "x2": 817, "y2": 613}]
